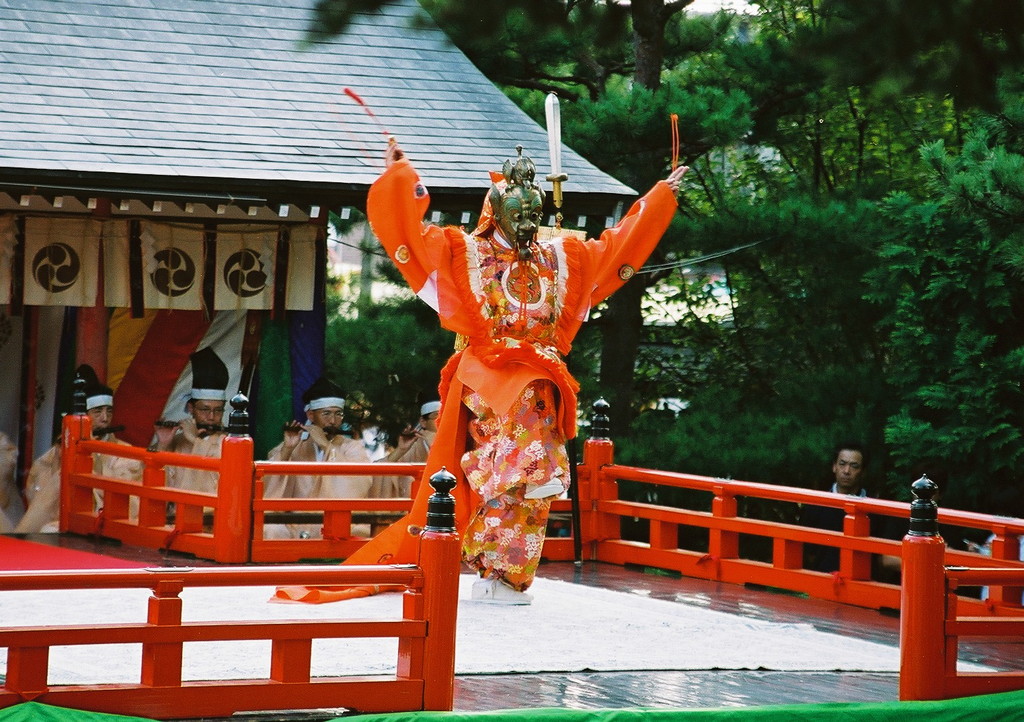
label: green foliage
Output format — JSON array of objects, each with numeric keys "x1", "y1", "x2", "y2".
[
  {"x1": 324, "y1": 291, "x2": 455, "y2": 442},
  {"x1": 585, "y1": 184, "x2": 895, "y2": 493},
  {"x1": 801, "y1": 0, "x2": 1024, "y2": 112},
  {"x1": 866, "y1": 106, "x2": 1024, "y2": 515},
  {"x1": 619, "y1": 384, "x2": 879, "y2": 491},
  {"x1": 562, "y1": 81, "x2": 754, "y2": 191}
]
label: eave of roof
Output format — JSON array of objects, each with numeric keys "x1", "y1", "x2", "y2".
[{"x1": 0, "y1": 0, "x2": 637, "y2": 215}]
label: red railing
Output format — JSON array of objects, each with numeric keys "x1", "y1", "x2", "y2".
[
  {"x1": 52, "y1": 405, "x2": 1024, "y2": 704},
  {"x1": 60, "y1": 414, "x2": 426, "y2": 563},
  {"x1": 250, "y1": 460, "x2": 423, "y2": 563},
  {"x1": 60, "y1": 412, "x2": 1024, "y2": 612},
  {"x1": 900, "y1": 511, "x2": 1024, "y2": 701},
  {"x1": 0, "y1": 529, "x2": 461, "y2": 718},
  {"x1": 583, "y1": 458, "x2": 1024, "y2": 614}
]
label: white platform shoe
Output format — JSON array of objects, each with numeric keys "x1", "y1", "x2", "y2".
[
  {"x1": 524, "y1": 479, "x2": 565, "y2": 499},
  {"x1": 470, "y1": 577, "x2": 534, "y2": 605}
]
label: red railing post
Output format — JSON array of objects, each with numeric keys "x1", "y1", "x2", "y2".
[
  {"x1": 5, "y1": 645, "x2": 49, "y2": 701},
  {"x1": 138, "y1": 454, "x2": 168, "y2": 528},
  {"x1": 60, "y1": 378, "x2": 95, "y2": 532},
  {"x1": 213, "y1": 394, "x2": 255, "y2": 563},
  {"x1": 899, "y1": 475, "x2": 948, "y2": 701},
  {"x1": 579, "y1": 400, "x2": 616, "y2": 556},
  {"x1": 710, "y1": 485, "x2": 739, "y2": 566},
  {"x1": 840, "y1": 501, "x2": 873, "y2": 580},
  {"x1": 988, "y1": 526, "x2": 1023, "y2": 605},
  {"x1": 415, "y1": 468, "x2": 461, "y2": 711},
  {"x1": 141, "y1": 579, "x2": 185, "y2": 687}
]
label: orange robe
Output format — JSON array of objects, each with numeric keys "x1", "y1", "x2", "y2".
[{"x1": 275, "y1": 158, "x2": 679, "y2": 602}]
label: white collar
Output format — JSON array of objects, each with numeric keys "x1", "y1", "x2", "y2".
[
  {"x1": 831, "y1": 482, "x2": 866, "y2": 497},
  {"x1": 492, "y1": 229, "x2": 512, "y2": 249}
]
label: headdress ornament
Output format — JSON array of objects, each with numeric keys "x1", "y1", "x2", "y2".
[{"x1": 502, "y1": 145, "x2": 538, "y2": 190}]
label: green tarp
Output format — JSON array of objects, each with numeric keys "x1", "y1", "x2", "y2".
[
  {"x1": 0, "y1": 704, "x2": 154, "y2": 722},
  {"x1": 5, "y1": 691, "x2": 1024, "y2": 722}
]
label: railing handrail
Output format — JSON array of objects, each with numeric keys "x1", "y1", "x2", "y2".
[
  {"x1": 0, "y1": 564, "x2": 421, "y2": 591},
  {"x1": 254, "y1": 460, "x2": 425, "y2": 476},
  {"x1": 605, "y1": 462, "x2": 1024, "y2": 539},
  {"x1": 946, "y1": 567, "x2": 1024, "y2": 586},
  {"x1": 6, "y1": 444, "x2": 464, "y2": 719},
  {"x1": 81, "y1": 438, "x2": 221, "y2": 471}
]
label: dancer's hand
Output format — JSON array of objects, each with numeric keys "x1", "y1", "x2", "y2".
[
  {"x1": 385, "y1": 139, "x2": 404, "y2": 167},
  {"x1": 666, "y1": 165, "x2": 688, "y2": 193}
]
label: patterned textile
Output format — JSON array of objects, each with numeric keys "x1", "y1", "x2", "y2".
[{"x1": 462, "y1": 382, "x2": 568, "y2": 590}]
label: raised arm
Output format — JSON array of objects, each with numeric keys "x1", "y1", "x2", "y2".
[{"x1": 587, "y1": 165, "x2": 689, "y2": 305}]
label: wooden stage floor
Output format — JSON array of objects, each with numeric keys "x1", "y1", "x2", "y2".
[{"x1": 9, "y1": 533, "x2": 1024, "y2": 715}]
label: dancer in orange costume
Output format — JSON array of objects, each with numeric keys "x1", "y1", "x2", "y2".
[{"x1": 276, "y1": 141, "x2": 686, "y2": 604}]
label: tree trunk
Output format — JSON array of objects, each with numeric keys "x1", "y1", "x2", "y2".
[
  {"x1": 357, "y1": 221, "x2": 376, "y2": 316},
  {"x1": 631, "y1": 0, "x2": 668, "y2": 91},
  {"x1": 593, "y1": 0, "x2": 675, "y2": 437},
  {"x1": 597, "y1": 278, "x2": 649, "y2": 438}
]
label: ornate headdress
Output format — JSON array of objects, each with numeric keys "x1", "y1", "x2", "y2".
[{"x1": 502, "y1": 145, "x2": 538, "y2": 190}]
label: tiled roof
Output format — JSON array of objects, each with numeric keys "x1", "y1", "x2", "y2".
[{"x1": 0, "y1": 0, "x2": 636, "y2": 211}]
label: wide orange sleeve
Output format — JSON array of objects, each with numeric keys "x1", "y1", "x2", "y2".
[
  {"x1": 587, "y1": 181, "x2": 679, "y2": 305},
  {"x1": 366, "y1": 159, "x2": 435, "y2": 295}
]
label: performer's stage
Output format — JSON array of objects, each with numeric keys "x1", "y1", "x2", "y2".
[{"x1": 8, "y1": 532, "x2": 1021, "y2": 717}]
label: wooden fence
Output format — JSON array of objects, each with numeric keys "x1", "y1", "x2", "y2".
[{"x1": 1, "y1": 477, "x2": 461, "y2": 718}]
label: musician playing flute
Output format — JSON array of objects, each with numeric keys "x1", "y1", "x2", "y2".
[
  {"x1": 152, "y1": 346, "x2": 229, "y2": 495},
  {"x1": 263, "y1": 376, "x2": 373, "y2": 539}
]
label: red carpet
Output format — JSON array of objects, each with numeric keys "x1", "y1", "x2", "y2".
[{"x1": 0, "y1": 537, "x2": 146, "y2": 570}]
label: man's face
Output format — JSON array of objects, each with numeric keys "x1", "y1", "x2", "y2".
[
  {"x1": 189, "y1": 399, "x2": 225, "y2": 427},
  {"x1": 833, "y1": 449, "x2": 864, "y2": 494},
  {"x1": 307, "y1": 406, "x2": 344, "y2": 431},
  {"x1": 86, "y1": 405, "x2": 113, "y2": 434},
  {"x1": 494, "y1": 184, "x2": 544, "y2": 253}
]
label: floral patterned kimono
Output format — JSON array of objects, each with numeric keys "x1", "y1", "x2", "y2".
[{"x1": 274, "y1": 157, "x2": 679, "y2": 602}]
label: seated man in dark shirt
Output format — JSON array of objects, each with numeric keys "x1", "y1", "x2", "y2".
[{"x1": 802, "y1": 441, "x2": 872, "y2": 573}]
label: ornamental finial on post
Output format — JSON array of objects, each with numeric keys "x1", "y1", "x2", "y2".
[
  {"x1": 907, "y1": 474, "x2": 939, "y2": 537},
  {"x1": 591, "y1": 398, "x2": 610, "y2": 440},
  {"x1": 424, "y1": 466, "x2": 457, "y2": 533},
  {"x1": 228, "y1": 392, "x2": 250, "y2": 437}
]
